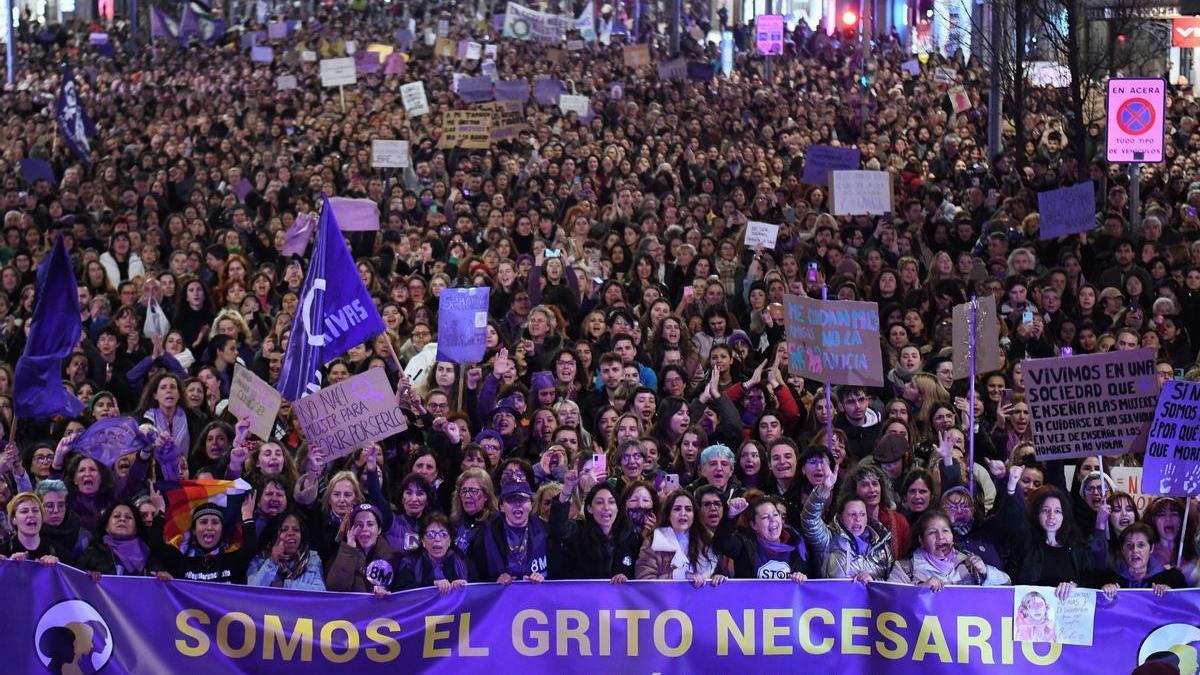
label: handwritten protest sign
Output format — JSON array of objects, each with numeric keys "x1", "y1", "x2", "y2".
[
  {"x1": 951, "y1": 295, "x2": 1001, "y2": 379},
  {"x1": 785, "y1": 295, "x2": 883, "y2": 387},
  {"x1": 228, "y1": 364, "x2": 282, "y2": 441},
  {"x1": 1142, "y1": 380, "x2": 1200, "y2": 496},
  {"x1": 830, "y1": 171, "x2": 892, "y2": 215},
  {"x1": 623, "y1": 44, "x2": 650, "y2": 68},
  {"x1": 802, "y1": 145, "x2": 861, "y2": 186},
  {"x1": 401, "y1": 81, "x2": 429, "y2": 116},
  {"x1": 756, "y1": 15, "x2": 784, "y2": 55},
  {"x1": 434, "y1": 37, "x2": 456, "y2": 58},
  {"x1": 1038, "y1": 181, "x2": 1096, "y2": 239},
  {"x1": 371, "y1": 140, "x2": 410, "y2": 168},
  {"x1": 319, "y1": 57, "x2": 357, "y2": 87},
  {"x1": 1013, "y1": 586, "x2": 1095, "y2": 646},
  {"x1": 485, "y1": 100, "x2": 527, "y2": 140},
  {"x1": 276, "y1": 75, "x2": 298, "y2": 91},
  {"x1": 295, "y1": 368, "x2": 408, "y2": 459},
  {"x1": 439, "y1": 110, "x2": 493, "y2": 149},
  {"x1": 436, "y1": 288, "x2": 490, "y2": 364},
  {"x1": 558, "y1": 93, "x2": 590, "y2": 117},
  {"x1": 1025, "y1": 348, "x2": 1158, "y2": 460},
  {"x1": 744, "y1": 221, "x2": 779, "y2": 249}
]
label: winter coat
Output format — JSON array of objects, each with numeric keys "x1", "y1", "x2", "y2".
[
  {"x1": 801, "y1": 487, "x2": 894, "y2": 580},
  {"x1": 146, "y1": 514, "x2": 258, "y2": 583},
  {"x1": 635, "y1": 527, "x2": 719, "y2": 580},
  {"x1": 888, "y1": 550, "x2": 1010, "y2": 586},
  {"x1": 324, "y1": 539, "x2": 401, "y2": 592},
  {"x1": 547, "y1": 499, "x2": 641, "y2": 580}
]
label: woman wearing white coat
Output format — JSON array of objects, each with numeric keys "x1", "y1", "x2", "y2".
[
  {"x1": 99, "y1": 232, "x2": 145, "y2": 288},
  {"x1": 636, "y1": 490, "x2": 726, "y2": 587}
]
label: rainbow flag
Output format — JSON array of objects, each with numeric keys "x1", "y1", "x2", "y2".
[{"x1": 155, "y1": 479, "x2": 252, "y2": 548}]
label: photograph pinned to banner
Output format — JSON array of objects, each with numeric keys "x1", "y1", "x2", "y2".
[
  {"x1": 228, "y1": 365, "x2": 282, "y2": 441},
  {"x1": 830, "y1": 170, "x2": 893, "y2": 215},
  {"x1": 785, "y1": 295, "x2": 884, "y2": 387},
  {"x1": 400, "y1": 81, "x2": 430, "y2": 116},
  {"x1": 743, "y1": 221, "x2": 779, "y2": 249},
  {"x1": 294, "y1": 368, "x2": 408, "y2": 460},
  {"x1": 1142, "y1": 380, "x2": 1200, "y2": 496},
  {"x1": 370, "y1": 140, "x2": 410, "y2": 168},
  {"x1": 1038, "y1": 181, "x2": 1096, "y2": 239},
  {"x1": 951, "y1": 295, "x2": 1001, "y2": 379},
  {"x1": 1013, "y1": 586, "x2": 1096, "y2": 646},
  {"x1": 1025, "y1": 348, "x2": 1159, "y2": 460}
]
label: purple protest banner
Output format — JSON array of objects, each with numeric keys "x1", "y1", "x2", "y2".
[
  {"x1": 1037, "y1": 181, "x2": 1096, "y2": 239},
  {"x1": 756, "y1": 14, "x2": 784, "y2": 55},
  {"x1": 802, "y1": 145, "x2": 862, "y2": 186},
  {"x1": 251, "y1": 46, "x2": 274, "y2": 63},
  {"x1": 495, "y1": 79, "x2": 530, "y2": 103},
  {"x1": 686, "y1": 61, "x2": 714, "y2": 81},
  {"x1": 1142, "y1": 379, "x2": 1200, "y2": 496},
  {"x1": 1025, "y1": 348, "x2": 1158, "y2": 460},
  {"x1": 457, "y1": 76, "x2": 495, "y2": 104},
  {"x1": 785, "y1": 295, "x2": 884, "y2": 387},
  {"x1": 329, "y1": 197, "x2": 380, "y2": 231},
  {"x1": 532, "y1": 78, "x2": 563, "y2": 106},
  {"x1": 4, "y1": 564, "x2": 1200, "y2": 674},
  {"x1": 436, "y1": 287, "x2": 490, "y2": 364}
]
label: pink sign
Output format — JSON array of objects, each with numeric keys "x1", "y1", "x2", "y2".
[
  {"x1": 1106, "y1": 78, "x2": 1164, "y2": 164},
  {"x1": 756, "y1": 15, "x2": 784, "y2": 55}
]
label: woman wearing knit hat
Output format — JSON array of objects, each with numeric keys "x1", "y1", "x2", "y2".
[{"x1": 145, "y1": 488, "x2": 258, "y2": 584}]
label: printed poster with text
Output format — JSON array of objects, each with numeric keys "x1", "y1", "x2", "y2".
[
  {"x1": 1025, "y1": 348, "x2": 1158, "y2": 460},
  {"x1": 1142, "y1": 380, "x2": 1200, "y2": 496},
  {"x1": 785, "y1": 295, "x2": 883, "y2": 387}
]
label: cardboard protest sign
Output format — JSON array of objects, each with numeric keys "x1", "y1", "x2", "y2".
[
  {"x1": 1142, "y1": 380, "x2": 1200, "y2": 496},
  {"x1": 623, "y1": 44, "x2": 650, "y2": 68},
  {"x1": 367, "y1": 43, "x2": 394, "y2": 58},
  {"x1": 801, "y1": 145, "x2": 861, "y2": 186},
  {"x1": 319, "y1": 57, "x2": 357, "y2": 87},
  {"x1": 951, "y1": 295, "x2": 1001, "y2": 380},
  {"x1": 785, "y1": 295, "x2": 884, "y2": 387},
  {"x1": 558, "y1": 93, "x2": 590, "y2": 117},
  {"x1": 434, "y1": 37, "x2": 456, "y2": 58},
  {"x1": 295, "y1": 368, "x2": 407, "y2": 459},
  {"x1": 228, "y1": 364, "x2": 282, "y2": 441},
  {"x1": 276, "y1": 75, "x2": 298, "y2": 91},
  {"x1": 371, "y1": 140, "x2": 410, "y2": 168},
  {"x1": 401, "y1": 81, "x2": 430, "y2": 116},
  {"x1": 1026, "y1": 348, "x2": 1159, "y2": 460},
  {"x1": 744, "y1": 221, "x2": 779, "y2": 249},
  {"x1": 436, "y1": 287, "x2": 490, "y2": 363},
  {"x1": 328, "y1": 197, "x2": 381, "y2": 231},
  {"x1": 657, "y1": 57, "x2": 687, "y2": 81},
  {"x1": 485, "y1": 100, "x2": 527, "y2": 141},
  {"x1": 545, "y1": 48, "x2": 565, "y2": 66},
  {"x1": 439, "y1": 110, "x2": 493, "y2": 149},
  {"x1": 1013, "y1": 586, "x2": 1096, "y2": 646},
  {"x1": 1038, "y1": 181, "x2": 1096, "y2": 239},
  {"x1": 830, "y1": 171, "x2": 892, "y2": 215}
]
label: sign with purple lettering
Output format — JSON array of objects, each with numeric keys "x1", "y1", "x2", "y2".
[
  {"x1": 295, "y1": 367, "x2": 407, "y2": 459},
  {"x1": 1025, "y1": 348, "x2": 1159, "y2": 460},
  {"x1": 785, "y1": 295, "x2": 883, "y2": 386},
  {"x1": 756, "y1": 14, "x2": 784, "y2": 55},
  {"x1": 1143, "y1": 380, "x2": 1200, "y2": 496}
]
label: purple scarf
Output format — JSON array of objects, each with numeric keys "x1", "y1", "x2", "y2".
[
  {"x1": 755, "y1": 535, "x2": 797, "y2": 572},
  {"x1": 104, "y1": 534, "x2": 149, "y2": 574},
  {"x1": 150, "y1": 406, "x2": 189, "y2": 460},
  {"x1": 914, "y1": 548, "x2": 959, "y2": 577}
]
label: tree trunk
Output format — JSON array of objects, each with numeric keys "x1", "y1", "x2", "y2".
[
  {"x1": 1013, "y1": 0, "x2": 1027, "y2": 175},
  {"x1": 1064, "y1": 0, "x2": 1088, "y2": 182}
]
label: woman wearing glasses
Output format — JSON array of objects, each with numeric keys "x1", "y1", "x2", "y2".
[{"x1": 396, "y1": 513, "x2": 475, "y2": 592}]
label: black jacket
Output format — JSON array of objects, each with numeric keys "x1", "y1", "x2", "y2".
[
  {"x1": 147, "y1": 514, "x2": 258, "y2": 583},
  {"x1": 547, "y1": 499, "x2": 642, "y2": 580}
]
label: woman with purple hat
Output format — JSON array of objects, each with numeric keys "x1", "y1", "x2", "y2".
[{"x1": 468, "y1": 470, "x2": 549, "y2": 583}]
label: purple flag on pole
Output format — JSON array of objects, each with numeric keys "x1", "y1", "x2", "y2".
[
  {"x1": 328, "y1": 197, "x2": 380, "y2": 231},
  {"x1": 151, "y1": 6, "x2": 180, "y2": 39},
  {"x1": 282, "y1": 213, "x2": 316, "y2": 257},
  {"x1": 437, "y1": 288, "x2": 490, "y2": 364},
  {"x1": 56, "y1": 65, "x2": 95, "y2": 164},
  {"x1": 14, "y1": 236, "x2": 85, "y2": 419},
  {"x1": 277, "y1": 195, "x2": 385, "y2": 400}
]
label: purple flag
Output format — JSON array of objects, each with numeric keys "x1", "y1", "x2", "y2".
[
  {"x1": 384, "y1": 53, "x2": 406, "y2": 76},
  {"x1": 355, "y1": 50, "x2": 382, "y2": 74},
  {"x1": 14, "y1": 236, "x2": 84, "y2": 419},
  {"x1": 532, "y1": 78, "x2": 563, "y2": 106},
  {"x1": 277, "y1": 195, "x2": 385, "y2": 400},
  {"x1": 437, "y1": 287, "x2": 491, "y2": 364},
  {"x1": 282, "y1": 213, "x2": 316, "y2": 257},
  {"x1": 151, "y1": 5, "x2": 180, "y2": 39},
  {"x1": 495, "y1": 79, "x2": 530, "y2": 103},
  {"x1": 69, "y1": 416, "x2": 152, "y2": 467},
  {"x1": 56, "y1": 65, "x2": 95, "y2": 164}
]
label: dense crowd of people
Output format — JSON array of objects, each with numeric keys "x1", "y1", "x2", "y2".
[{"x1": 0, "y1": 0, "x2": 1198, "y2": 624}]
